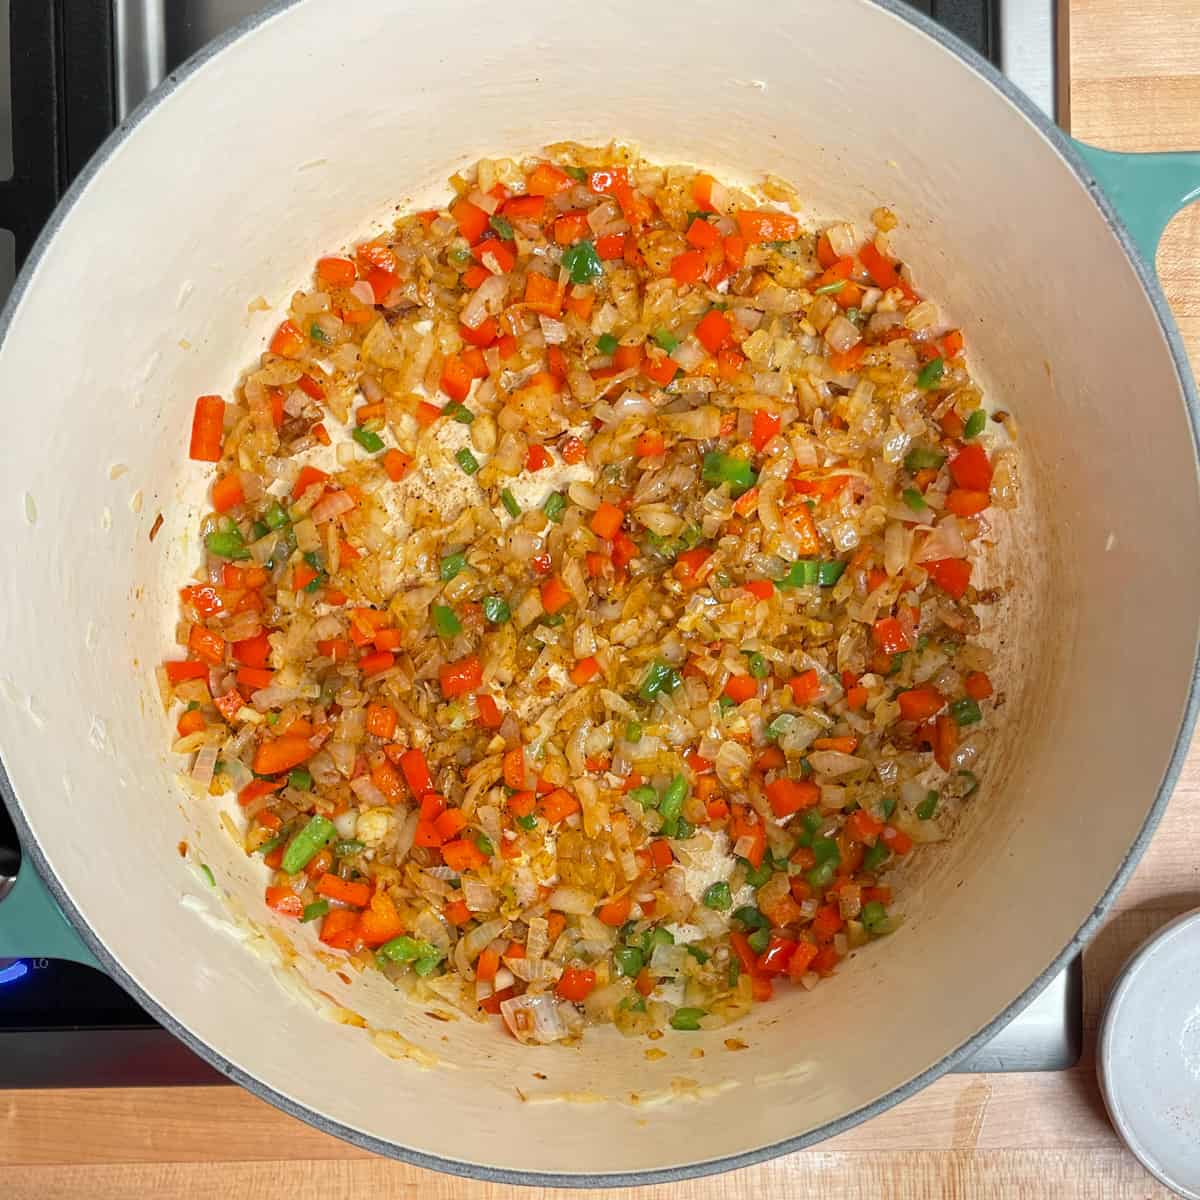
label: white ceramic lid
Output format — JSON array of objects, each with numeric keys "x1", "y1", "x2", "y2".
[{"x1": 1099, "y1": 908, "x2": 1200, "y2": 1199}]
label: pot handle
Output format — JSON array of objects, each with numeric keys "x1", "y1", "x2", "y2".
[
  {"x1": 0, "y1": 860, "x2": 100, "y2": 969},
  {"x1": 1072, "y1": 142, "x2": 1200, "y2": 265}
]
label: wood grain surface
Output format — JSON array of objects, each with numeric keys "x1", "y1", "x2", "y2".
[{"x1": 5, "y1": 2, "x2": 1199, "y2": 1195}]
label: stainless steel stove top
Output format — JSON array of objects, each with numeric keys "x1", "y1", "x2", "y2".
[{"x1": 0, "y1": 0, "x2": 1079, "y2": 1085}]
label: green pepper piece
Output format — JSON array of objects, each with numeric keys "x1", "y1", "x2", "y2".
[
  {"x1": 811, "y1": 836, "x2": 840, "y2": 867},
  {"x1": 880, "y1": 795, "x2": 897, "y2": 820},
  {"x1": 670, "y1": 1007, "x2": 706, "y2": 1031},
  {"x1": 500, "y1": 488, "x2": 521, "y2": 518},
  {"x1": 440, "y1": 551, "x2": 467, "y2": 581},
  {"x1": 746, "y1": 651, "x2": 769, "y2": 679},
  {"x1": 904, "y1": 445, "x2": 946, "y2": 472},
  {"x1": 703, "y1": 881, "x2": 732, "y2": 911},
  {"x1": 562, "y1": 239, "x2": 603, "y2": 285},
  {"x1": 718, "y1": 694, "x2": 736, "y2": 713},
  {"x1": 801, "y1": 809, "x2": 824, "y2": 835},
  {"x1": 805, "y1": 860, "x2": 836, "y2": 889},
  {"x1": 916, "y1": 356, "x2": 945, "y2": 390},
  {"x1": 433, "y1": 604, "x2": 462, "y2": 638},
  {"x1": 614, "y1": 945, "x2": 644, "y2": 978},
  {"x1": 630, "y1": 786, "x2": 659, "y2": 809},
  {"x1": 377, "y1": 935, "x2": 439, "y2": 964},
  {"x1": 902, "y1": 488, "x2": 928, "y2": 514},
  {"x1": 701, "y1": 451, "x2": 758, "y2": 499},
  {"x1": 288, "y1": 767, "x2": 312, "y2": 791},
  {"x1": 686, "y1": 945, "x2": 710, "y2": 964},
  {"x1": 653, "y1": 328, "x2": 679, "y2": 353},
  {"x1": 659, "y1": 775, "x2": 688, "y2": 824},
  {"x1": 916, "y1": 790, "x2": 939, "y2": 820},
  {"x1": 733, "y1": 905, "x2": 769, "y2": 930},
  {"x1": 443, "y1": 401, "x2": 475, "y2": 424},
  {"x1": 515, "y1": 813, "x2": 538, "y2": 831},
  {"x1": 813, "y1": 279, "x2": 845, "y2": 295},
  {"x1": 488, "y1": 214, "x2": 515, "y2": 241},
  {"x1": 412, "y1": 953, "x2": 444, "y2": 977},
  {"x1": 625, "y1": 720, "x2": 643, "y2": 743},
  {"x1": 963, "y1": 408, "x2": 987, "y2": 439},
  {"x1": 262, "y1": 500, "x2": 289, "y2": 530},
  {"x1": 205, "y1": 528, "x2": 250, "y2": 560},
  {"x1": 250, "y1": 519, "x2": 270, "y2": 540},
  {"x1": 862, "y1": 900, "x2": 888, "y2": 933},
  {"x1": 950, "y1": 696, "x2": 983, "y2": 726},
  {"x1": 543, "y1": 492, "x2": 566, "y2": 523},
  {"x1": 301, "y1": 899, "x2": 329, "y2": 923},
  {"x1": 597, "y1": 333, "x2": 618, "y2": 356},
  {"x1": 280, "y1": 814, "x2": 337, "y2": 874},
  {"x1": 742, "y1": 859, "x2": 772, "y2": 889},
  {"x1": 818, "y1": 559, "x2": 847, "y2": 586},
  {"x1": 563, "y1": 165, "x2": 587, "y2": 183},
  {"x1": 862, "y1": 841, "x2": 890, "y2": 873},
  {"x1": 639, "y1": 659, "x2": 675, "y2": 702},
  {"x1": 455, "y1": 447, "x2": 479, "y2": 475},
  {"x1": 640, "y1": 926, "x2": 674, "y2": 954},
  {"x1": 352, "y1": 427, "x2": 385, "y2": 453},
  {"x1": 776, "y1": 559, "x2": 820, "y2": 588},
  {"x1": 198, "y1": 863, "x2": 215, "y2": 888},
  {"x1": 481, "y1": 594, "x2": 510, "y2": 624},
  {"x1": 747, "y1": 928, "x2": 770, "y2": 954},
  {"x1": 728, "y1": 960, "x2": 741, "y2": 988},
  {"x1": 474, "y1": 832, "x2": 496, "y2": 857}
]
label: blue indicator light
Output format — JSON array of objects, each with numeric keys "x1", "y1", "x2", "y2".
[{"x1": 0, "y1": 960, "x2": 29, "y2": 985}]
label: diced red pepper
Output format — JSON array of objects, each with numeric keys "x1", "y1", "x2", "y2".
[
  {"x1": 764, "y1": 778, "x2": 820, "y2": 818},
  {"x1": 694, "y1": 309, "x2": 732, "y2": 354},
  {"x1": 750, "y1": 410, "x2": 782, "y2": 453},
  {"x1": 897, "y1": 686, "x2": 945, "y2": 723},
  {"x1": 439, "y1": 654, "x2": 482, "y2": 698},
  {"x1": 556, "y1": 966, "x2": 597, "y2": 1002},
  {"x1": 450, "y1": 198, "x2": 489, "y2": 243},
  {"x1": 872, "y1": 617, "x2": 910, "y2": 655},
  {"x1": 757, "y1": 936, "x2": 799, "y2": 975},
  {"x1": 949, "y1": 443, "x2": 993, "y2": 491},
  {"x1": 926, "y1": 557, "x2": 972, "y2": 600},
  {"x1": 669, "y1": 250, "x2": 707, "y2": 285}
]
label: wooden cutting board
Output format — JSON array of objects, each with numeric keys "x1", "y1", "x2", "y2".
[{"x1": 5, "y1": 2, "x2": 1199, "y2": 1195}]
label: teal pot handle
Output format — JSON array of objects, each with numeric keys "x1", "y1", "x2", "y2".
[
  {"x1": 0, "y1": 857, "x2": 100, "y2": 969},
  {"x1": 1073, "y1": 142, "x2": 1200, "y2": 264}
]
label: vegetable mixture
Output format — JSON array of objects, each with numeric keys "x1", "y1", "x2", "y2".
[{"x1": 165, "y1": 145, "x2": 1016, "y2": 1044}]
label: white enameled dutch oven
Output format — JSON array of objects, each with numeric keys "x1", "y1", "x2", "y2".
[{"x1": 1, "y1": 0, "x2": 1199, "y2": 1185}]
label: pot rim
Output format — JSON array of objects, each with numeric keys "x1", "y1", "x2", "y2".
[{"x1": 1, "y1": 0, "x2": 1197, "y2": 1186}]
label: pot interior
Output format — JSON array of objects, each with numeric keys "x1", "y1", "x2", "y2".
[{"x1": 0, "y1": 0, "x2": 1196, "y2": 1179}]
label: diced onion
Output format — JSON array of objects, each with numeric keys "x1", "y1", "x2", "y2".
[
  {"x1": 548, "y1": 885, "x2": 596, "y2": 914},
  {"x1": 189, "y1": 743, "x2": 219, "y2": 786},
  {"x1": 500, "y1": 993, "x2": 568, "y2": 1044}
]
